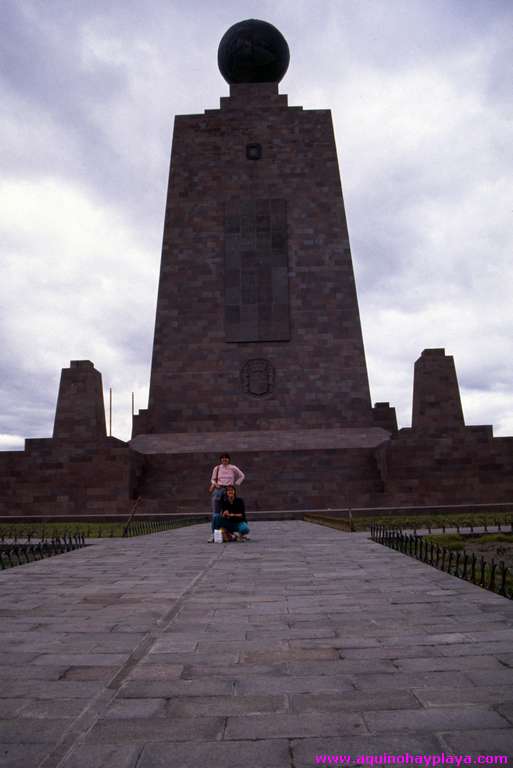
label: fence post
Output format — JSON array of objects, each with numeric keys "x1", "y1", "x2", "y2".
[
  {"x1": 479, "y1": 556, "x2": 486, "y2": 588},
  {"x1": 499, "y1": 561, "x2": 507, "y2": 597},
  {"x1": 489, "y1": 560, "x2": 497, "y2": 592}
]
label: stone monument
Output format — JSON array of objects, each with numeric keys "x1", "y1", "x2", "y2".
[
  {"x1": 130, "y1": 18, "x2": 392, "y2": 512},
  {"x1": 0, "y1": 20, "x2": 512, "y2": 518}
]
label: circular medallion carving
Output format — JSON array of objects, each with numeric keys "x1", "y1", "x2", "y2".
[{"x1": 241, "y1": 359, "x2": 275, "y2": 397}]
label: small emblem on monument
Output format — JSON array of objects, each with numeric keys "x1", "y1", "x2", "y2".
[{"x1": 241, "y1": 359, "x2": 275, "y2": 396}]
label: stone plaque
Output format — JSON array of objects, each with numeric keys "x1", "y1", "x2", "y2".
[
  {"x1": 241, "y1": 359, "x2": 275, "y2": 396},
  {"x1": 224, "y1": 198, "x2": 290, "y2": 342}
]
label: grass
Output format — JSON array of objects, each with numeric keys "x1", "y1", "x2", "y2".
[
  {"x1": 303, "y1": 514, "x2": 352, "y2": 532},
  {"x1": 423, "y1": 533, "x2": 465, "y2": 550},
  {"x1": 424, "y1": 532, "x2": 513, "y2": 551},
  {"x1": 306, "y1": 511, "x2": 513, "y2": 533},
  {"x1": 0, "y1": 522, "x2": 124, "y2": 539},
  {"x1": 0, "y1": 518, "x2": 207, "y2": 540},
  {"x1": 475, "y1": 533, "x2": 513, "y2": 544}
]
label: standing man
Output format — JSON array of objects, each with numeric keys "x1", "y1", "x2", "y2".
[{"x1": 208, "y1": 453, "x2": 245, "y2": 541}]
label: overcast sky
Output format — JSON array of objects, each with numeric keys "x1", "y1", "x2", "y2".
[{"x1": 1, "y1": 0, "x2": 512, "y2": 450}]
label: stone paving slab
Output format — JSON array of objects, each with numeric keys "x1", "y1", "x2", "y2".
[{"x1": 0, "y1": 522, "x2": 513, "y2": 767}]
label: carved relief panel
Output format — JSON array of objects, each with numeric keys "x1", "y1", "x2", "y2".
[{"x1": 224, "y1": 198, "x2": 290, "y2": 342}]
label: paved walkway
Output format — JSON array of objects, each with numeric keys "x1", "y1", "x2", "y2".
[{"x1": 1, "y1": 522, "x2": 513, "y2": 768}]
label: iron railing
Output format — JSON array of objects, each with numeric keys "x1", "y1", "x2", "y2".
[
  {"x1": 370, "y1": 524, "x2": 513, "y2": 600},
  {"x1": 0, "y1": 534, "x2": 86, "y2": 571},
  {"x1": 123, "y1": 517, "x2": 208, "y2": 537},
  {"x1": 390, "y1": 518, "x2": 513, "y2": 536}
]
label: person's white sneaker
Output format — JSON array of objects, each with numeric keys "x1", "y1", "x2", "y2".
[{"x1": 207, "y1": 536, "x2": 214, "y2": 543}]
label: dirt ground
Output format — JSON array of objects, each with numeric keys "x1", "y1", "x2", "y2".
[{"x1": 461, "y1": 539, "x2": 513, "y2": 570}]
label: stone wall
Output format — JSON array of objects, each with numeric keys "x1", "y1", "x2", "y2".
[
  {"x1": 377, "y1": 427, "x2": 513, "y2": 506},
  {"x1": 0, "y1": 437, "x2": 136, "y2": 518},
  {"x1": 133, "y1": 447, "x2": 386, "y2": 514},
  {"x1": 0, "y1": 361, "x2": 140, "y2": 519}
]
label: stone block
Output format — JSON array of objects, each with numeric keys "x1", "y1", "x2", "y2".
[
  {"x1": 224, "y1": 711, "x2": 367, "y2": 740},
  {"x1": 119, "y1": 679, "x2": 234, "y2": 698},
  {"x1": 291, "y1": 690, "x2": 420, "y2": 713},
  {"x1": 413, "y1": 685, "x2": 513, "y2": 707},
  {"x1": 60, "y1": 745, "x2": 143, "y2": 768},
  {"x1": 126, "y1": 664, "x2": 184, "y2": 681},
  {"x1": 166, "y1": 693, "x2": 287, "y2": 717},
  {"x1": 0, "y1": 701, "x2": 29, "y2": 718},
  {"x1": 392, "y1": 654, "x2": 505, "y2": 672},
  {"x1": 104, "y1": 698, "x2": 167, "y2": 719},
  {"x1": 351, "y1": 671, "x2": 473, "y2": 691},
  {"x1": 86, "y1": 717, "x2": 224, "y2": 743},
  {"x1": 439, "y1": 729, "x2": 513, "y2": 755},
  {"x1": 0, "y1": 744, "x2": 50, "y2": 768},
  {"x1": 138, "y1": 739, "x2": 290, "y2": 768},
  {"x1": 0, "y1": 718, "x2": 70, "y2": 743},
  {"x1": 363, "y1": 706, "x2": 509, "y2": 733},
  {"x1": 235, "y1": 674, "x2": 354, "y2": 695},
  {"x1": 18, "y1": 699, "x2": 87, "y2": 719}
]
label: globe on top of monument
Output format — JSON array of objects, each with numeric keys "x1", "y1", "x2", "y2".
[{"x1": 218, "y1": 19, "x2": 290, "y2": 84}]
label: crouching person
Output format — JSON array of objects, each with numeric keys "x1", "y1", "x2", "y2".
[{"x1": 220, "y1": 485, "x2": 250, "y2": 541}]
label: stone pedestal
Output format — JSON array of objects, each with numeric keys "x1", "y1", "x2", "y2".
[
  {"x1": 131, "y1": 428, "x2": 390, "y2": 513},
  {"x1": 0, "y1": 362, "x2": 137, "y2": 518}
]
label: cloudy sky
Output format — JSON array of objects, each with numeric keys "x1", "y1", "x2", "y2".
[{"x1": 1, "y1": 0, "x2": 512, "y2": 450}]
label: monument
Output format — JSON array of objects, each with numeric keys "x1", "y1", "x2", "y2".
[
  {"x1": 130, "y1": 18, "x2": 392, "y2": 512},
  {"x1": 0, "y1": 20, "x2": 512, "y2": 518}
]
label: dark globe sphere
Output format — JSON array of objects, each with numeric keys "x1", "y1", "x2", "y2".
[{"x1": 218, "y1": 19, "x2": 290, "y2": 84}]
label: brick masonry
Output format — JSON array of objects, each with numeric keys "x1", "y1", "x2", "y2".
[
  {"x1": 53, "y1": 360, "x2": 107, "y2": 441},
  {"x1": 2, "y1": 522, "x2": 513, "y2": 764},
  {"x1": 2, "y1": 72, "x2": 513, "y2": 517},
  {"x1": 132, "y1": 438, "x2": 389, "y2": 514},
  {"x1": 375, "y1": 350, "x2": 513, "y2": 507},
  {"x1": 412, "y1": 348, "x2": 464, "y2": 433},
  {"x1": 0, "y1": 437, "x2": 135, "y2": 517},
  {"x1": 0, "y1": 362, "x2": 139, "y2": 518},
  {"x1": 140, "y1": 82, "x2": 373, "y2": 436}
]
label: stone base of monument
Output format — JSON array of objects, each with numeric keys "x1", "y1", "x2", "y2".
[
  {"x1": 3, "y1": 358, "x2": 513, "y2": 520},
  {"x1": 129, "y1": 427, "x2": 391, "y2": 513}
]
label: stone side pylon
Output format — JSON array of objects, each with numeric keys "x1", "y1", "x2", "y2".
[
  {"x1": 412, "y1": 348, "x2": 465, "y2": 433},
  {"x1": 376, "y1": 348, "x2": 513, "y2": 506},
  {"x1": 53, "y1": 360, "x2": 107, "y2": 440},
  {"x1": 0, "y1": 361, "x2": 139, "y2": 519}
]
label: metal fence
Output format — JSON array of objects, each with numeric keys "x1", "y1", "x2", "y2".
[
  {"x1": 0, "y1": 534, "x2": 86, "y2": 570},
  {"x1": 370, "y1": 524, "x2": 513, "y2": 600},
  {"x1": 123, "y1": 517, "x2": 208, "y2": 537},
  {"x1": 390, "y1": 518, "x2": 513, "y2": 536}
]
